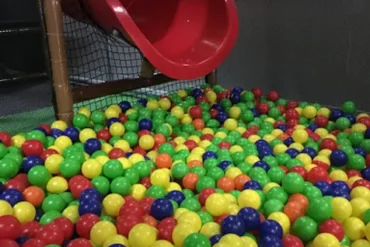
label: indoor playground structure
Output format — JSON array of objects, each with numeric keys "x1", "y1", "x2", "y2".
[{"x1": 2, "y1": 1, "x2": 370, "y2": 247}]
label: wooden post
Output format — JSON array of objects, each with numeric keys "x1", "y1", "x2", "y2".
[
  {"x1": 43, "y1": 0, "x2": 73, "y2": 124},
  {"x1": 206, "y1": 70, "x2": 217, "y2": 85}
]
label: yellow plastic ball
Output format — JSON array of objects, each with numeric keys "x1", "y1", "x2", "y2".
[
  {"x1": 186, "y1": 154, "x2": 202, "y2": 164},
  {"x1": 147, "y1": 151, "x2": 158, "y2": 162},
  {"x1": 45, "y1": 154, "x2": 64, "y2": 174},
  {"x1": 150, "y1": 169, "x2": 170, "y2": 188},
  {"x1": 130, "y1": 184, "x2": 147, "y2": 201},
  {"x1": 329, "y1": 170, "x2": 348, "y2": 182},
  {"x1": 202, "y1": 127, "x2": 214, "y2": 135},
  {"x1": 315, "y1": 128, "x2": 329, "y2": 139},
  {"x1": 103, "y1": 234, "x2": 129, "y2": 247},
  {"x1": 225, "y1": 167, "x2": 242, "y2": 179},
  {"x1": 205, "y1": 91, "x2": 217, "y2": 104},
  {"x1": 172, "y1": 223, "x2": 196, "y2": 247},
  {"x1": 192, "y1": 147, "x2": 205, "y2": 156},
  {"x1": 82, "y1": 159, "x2": 102, "y2": 179},
  {"x1": 46, "y1": 176, "x2": 68, "y2": 193},
  {"x1": 302, "y1": 106, "x2": 317, "y2": 119},
  {"x1": 351, "y1": 186, "x2": 370, "y2": 203},
  {"x1": 139, "y1": 135, "x2": 155, "y2": 150},
  {"x1": 181, "y1": 114, "x2": 192, "y2": 124},
  {"x1": 294, "y1": 124, "x2": 306, "y2": 130},
  {"x1": 177, "y1": 89, "x2": 187, "y2": 98},
  {"x1": 229, "y1": 145, "x2": 243, "y2": 154},
  {"x1": 159, "y1": 98, "x2": 171, "y2": 111},
  {"x1": 331, "y1": 197, "x2": 352, "y2": 222},
  {"x1": 110, "y1": 104, "x2": 122, "y2": 114},
  {"x1": 13, "y1": 201, "x2": 36, "y2": 224},
  {"x1": 313, "y1": 155, "x2": 330, "y2": 165},
  {"x1": 200, "y1": 222, "x2": 220, "y2": 238},
  {"x1": 79, "y1": 128, "x2": 97, "y2": 143},
  {"x1": 241, "y1": 236, "x2": 258, "y2": 247},
  {"x1": 166, "y1": 182, "x2": 182, "y2": 192},
  {"x1": 238, "y1": 189, "x2": 261, "y2": 209},
  {"x1": 175, "y1": 144, "x2": 188, "y2": 152},
  {"x1": 0, "y1": 200, "x2": 13, "y2": 216},
  {"x1": 317, "y1": 107, "x2": 330, "y2": 117},
  {"x1": 224, "y1": 119, "x2": 238, "y2": 131},
  {"x1": 313, "y1": 233, "x2": 340, "y2": 247},
  {"x1": 268, "y1": 212, "x2": 290, "y2": 235},
  {"x1": 273, "y1": 144, "x2": 288, "y2": 155},
  {"x1": 289, "y1": 143, "x2": 304, "y2": 152},
  {"x1": 177, "y1": 211, "x2": 202, "y2": 232},
  {"x1": 78, "y1": 107, "x2": 91, "y2": 118},
  {"x1": 352, "y1": 123, "x2": 367, "y2": 133},
  {"x1": 215, "y1": 131, "x2": 227, "y2": 139},
  {"x1": 129, "y1": 153, "x2": 145, "y2": 165},
  {"x1": 228, "y1": 204, "x2": 241, "y2": 215},
  {"x1": 205, "y1": 193, "x2": 229, "y2": 216},
  {"x1": 149, "y1": 240, "x2": 174, "y2": 247},
  {"x1": 114, "y1": 140, "x2": 131, "y2": 152},
  {"x1": 105, "y1": 107, "x2": 120, "y2": 119},
  {"x1": 147, "y1": 99, "x2": 159, "y2": 110},
  {"x1": 348, "y1": 176, "x2": 363, "y2": 187},
  {"x1": 171, "y1": 106, "x2": 184, "y2": 119},
  {"x1": 174, "y1": 208, "x2": 189, "y2": 220},
  {"x1": 304, "y1": 164, "x2": 317, "y2": 172},
  {"x1": 219, "y1": 234, "x2": 245, "y2": 247},
  {"x1": 103, "y1": 194, "x2": 125, "y2": 217},
  {"x1": 365, "y1": 223, "x2": 370, "y2": 242},
  {"x1": 263, "y1": 134, "x2": 275, "y2": 143},
  {"x1": 271, "y1": 129, "x2": 284, "y2": 137},
  {"x1": 245, "y1": 155, "x2": 260, "y2": 165},
  {"x1": 229, "y1": 106, "x2": 241, "y2": 119},
  {"x1": 62, "y1": 205, "x2": 79, "y2": 223},
  {"x1": 12, "y1": 135, "x2": 26, "y2": 148},
  {"x1": 248, "y1": 135, "x2": 261, "y2": 143},
  {"x1": 343, "y1": 217, "x2": 365, "y2": 241},
  {"x1": 351, "y1": 197, "x2": 370, "y2": 218},
  {"x1": 128, "y1": 223, "x2": 158, "y2": 247},
  {"x1": 352, "y1": 239, "x2": 370, "y2": 247},
  {"x1": 295, "y1": 153, "x2": 312, "y2": 166},
  {"x1": 109, "y1": 122, "x2": 125, "y2": 137},
  {"x1": 292, "y1": 129, "x2": 309, "y2": 143},
  {"x1": 90, "y1": 221, "x2": 117, "y2": 246},
  {"x1": 263, "y1": 182, "x2": 280, "y2": 193},
  {"x1": 96, "y1": 155, "x2": 109, "y2": 166},
  {"x1": 51, "y1": 120, "x2": 68, "y2": 131}
]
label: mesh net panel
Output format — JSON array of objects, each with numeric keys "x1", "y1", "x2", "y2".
[{"x1": 63, "y1": 12, "x2": 206, "y2": 112}]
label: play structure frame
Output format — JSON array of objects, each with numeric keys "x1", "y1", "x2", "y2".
[{"x1": 42, "y1": 0, "x2": 217, "y2": 125}]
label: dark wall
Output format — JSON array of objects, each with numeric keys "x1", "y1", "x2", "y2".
[{"x1": 218, "y1": 0, "x2": 370, "y2": 112}]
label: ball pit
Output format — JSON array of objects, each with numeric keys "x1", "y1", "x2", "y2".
[{"x1": 2, "y1": 85, "x2": 370, "y2": 246}]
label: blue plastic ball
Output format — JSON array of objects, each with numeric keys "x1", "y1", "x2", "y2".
[
  {"x1": 0, "y1": 189, "x2": 23, "y2": 206},
  {"x1": 345, "y1": 113, "x2": 356, "y2": 124},
  {"x1": 283, "y1": 137, "x2": 294, "y2": 146},
  {"x1": 107, "y1": 118, "x2": 120, "y2": 128},
  {"x1": 301, "y1": 147, "x2": 317, "y2": 159},
  {"x1": 243, "y1": 180, "x2": 262, "y2": 191},
  {"x1": 259, "y1": 235, "x2": 283, "y2": 247},
  {"x1": 212, "y1": 103, "x2": 223, "y2": 112},
  {"x1": 276, "y1": 125, "x2": 288, "y2": 132},
  {"x1": 139, "y1": 118, "x2": 153, "y2": 131},
  {"x1": 354, "y1": 147, "x2": 366, "y2": 157},
  {"x1": 285, "y1": 148, "x2": 299, "y2": 158},
  {"x1": 119, "y1": 101, "x2": 131, "y2": 112},
  {"x1": 216, "y1": 112, "x2": 228, "y2": 124},
  {"x1": 192, "y1": 88, "x2": 203, "y2": 98},
  {"x1": 254, "y1": 161, "x2": 270, "y2": 171},
  {"x1": 362, "y1": 168, "x2": 370, "y2": 181},
  {"x1": 84, "y1": 138, "x2": 102, "y2": 155},
  {"x1": 64, "y1": 127, "x2": 79, "y2": 142},
  {"x1": 109, "y1": 245, "x2": 126, "y2": 247},
  {"x1": 237, "y1": 207, "x2": 261, "y2": 232},
  {"x1": 251, "y1": 108, "x2": 260, "y2": 117},
  {"x1": 314, "y1": 181, "x2": 332, "y2": 196},
  {"x1": 126, "y1": 152, "x2": 133, "y2": 158},
  {"x1": 79, "y1": 188, "x2": 102, "y2": 201},
  {"x1": 331, "y1": 181, "x2": 350, "y2": 194},
  {"x1": 78, "y1": 200, "x2": 102, "y2": 216},
  {"x1": 365, "y1": 129, "x2": 370, "y2": 139},
  {"x1": 230, "y1": 94, "x2": 241, "y2": 104},
  {"x1": 202, "y1": 151, "x2": 217, "y2": 160},
  {"x1": 221, "y1": 215, "x2": 246, "y2": 236},
  {"x1": 259, "y1": 219, "x2": 283, "y2": 239},
  {"x1": 330, "y1": 150, "x2": 348, "y2": 166},
  {"x1": 23, "y1": 155, "x2": 43, "y2": 172},
  {"x1": 33, "y1": 127, "x2": 48, "y2": 136},
  {"x1": 329, "y1": 109, "x2": 343, "y2": 121},
  {"x1": 307, "y1": 124, "x2": 318, "y2": 131},
  {"x1": 331, "y1": 188, "x2": 349, "y2": 199},
  {"x1": 16, "y1": 236, "x2": 29, "y2": 245},
  {"x1": 35, "y1": 208, "x2": 43, "y2": 221},
  {"x1": 209, "y1": 234, "x2": 222, "y2": 245},
  {"x1": 259, "y1": 149, "x2": 273, "y2": 159},
  {"x1": 219, "y1": 160, "x2": 232, "y2": 170},
  {"x1": 165, "y1": 191, "x2": 185, "y2": 205},
  {"x1": 137, "y1": 98, "x2": 147, "y2": 106},
  {"x1": 50, "y1": 128, "x2": 63, "y2": 139},
  {"x1": 150, "y1": 198, "x2": 174, "y2": 221}
]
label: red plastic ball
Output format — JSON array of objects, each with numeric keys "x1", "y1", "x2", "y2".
[
  {"x1": 312, "y1": 160, "x2": 330, "y2": 171},
  {"x1": 35, "y1": 223, "x2": 64, "y2": 245},
  {"x1": 76, "y1": 214, "x2": 100, "y2": 239},
  {"x1": 68, "y1": 175, "x2": 93, "y2": 198},
  {"x1": 5, "y1": 179, "x2": 26, "y2": 191},
  {"x1": 287, "y1": 119, "x2": 299, "y2": 128},
  {"x1": 116, "y1": 214, "x2": 143, "y2": 237},
  {"x1": 257, "y1": 102, "x2": 269, "y2": 114},
  {"x1": 358, "y1": 117, "x2": 370, "y2": 128},
  {"x1": 277, "y1": 105, "x2": 286, "y2": 115},
  {"x1": 0, "y1": 239, "x2": 18, "y2": 247},
  {"x1": 248, "y1": 126, "x2": 259, "y2": 134},
  {"x1": 319, "y1": 219, "x2": 345, "y2": 241},
  {"x1": 251, "y1": 87, "x2": 263, "y2": 99},
  {"x1": 196, "y1": 96, "x2": 207, "y2": 105},
  {"x1": 287, "y1": 101, "x2": 299, "y2": 109},
  {"x1": 119, "y1": 113, "x2": 128, "y2": 123},
  {"x1": 314, "y1": 116, "x2": 329, "y2": 127},
  {"x1": 198, "y1": 188, "x2": 216, "y2": 206},
  {"x1": 22, "y1": 140, "x2": 44, "y2": 157},
  {"x1": 140, "y1": 197, "x2": 156, "y2": 214},
  {"x1": 41, "y1": 149, "x2": 59, "y2": 161},
  {"x1": 366, "y1": 154, "x2": 370, "y2": 167},
  {"x1": 279, "y1": 165, "x2": 289, "y2": 174},
  {"x1": 157, "y1": 217, "x2": 176, "y2": 243},
  {"x1": 140, "y1": 177, "x2": 152, "y2": 189},
  {"x1": 67, "y1": 238, "x2": 94, "y2": 247},
  {"x1": 0, "y1": 132, "x2": 12, "y2": 147},
  {"x1": 138, "y1": 130, "x2": 152, "y2": 137},
  {"x1": 218, "y1": 141, "x2": 231, "y2": 149},
  {"x1": 23, "y1": 239, "x2": 46, "y2": 247},
  {"x1": 281, "y1": 235, "x2": 304, "y2": 247},
  {"x1": 214, "y1": 214, "x2": 229, "y2": 224},
  {"x1": 97, "y1": 129, "x2": 111, "y2": 142},
  {"x1": 0, "y1": 216, "x2": 21, "y2": 240},
  {"x1": 310, "y1": 133, "x2": 321, "y2": 142},
  {"x1": 189, "y1": 106, "x2": 203, "y2": 119},
  {"x1": 285, "y1": 109, "x2": 299, "y2": 120},
  {"x1": 242, "y1": 131, "x2": 253, "y2": 138},
  {"x1": 201, "y1": 134, "x2": 213, "y2": 141},
  {"x1": 210, "y1": 109, "x2": 219, "y2": 119},
  {"x1": 352, "y1": 179, "x2": 370, "y2": 189},
  {"x1": 267, "y1": 90, "x2": 279, "y2": 101},
  {"x1": 52, "y1": 217, "x2": 74, "y2": 240},
  {"x1": 307, "y1": 166, "x2": 329, "y2": 183},
  {"x1": 346, "y1": 169, "x2": 362, "y2": 178},
  {"x1": 109, "y1": 148, "x2": 126, "y2": 159},
  {"x1": 21, "y1": 221, "x2": 41, "y2": 238},
  {"x1": 320, "y1": 138, "x2": 337, "y2": 151},
  {"x1": 290, "y1": 167, "x2": 308, "y2": 180},
  {"x1": 39, "y1": 124, "x2": 51, "y2": 135},
  {"x1": 119, "y1": 201, "x2": 145, "y2": 217},
  {"x1": 184, "y1": 140, "x2": 197, "y2": 151}
]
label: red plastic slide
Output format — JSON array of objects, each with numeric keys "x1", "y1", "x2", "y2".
[{"x1": 62, "y1": 0, "x2": 239, "y2": 80}]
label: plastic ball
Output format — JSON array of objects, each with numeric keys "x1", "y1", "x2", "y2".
[
  {"x1": 150, "y1": 198, "x2": 174, "y2": 221},
  {"x1": 221, "y1": 215, "x2": 245, "y2": 236},
  {"x1": 205, "y1": 193, "x2": 228, "y2": 216},
  {"x1": 13, "y1": 201, "x2": 36, "y2": 224},
  {"x1": 128, "y1": 223, "x2": 157, "y2": 247},
  {"x1": 90, "y1": 221, "x2": 117, "y2": 246},
  {"x1": 342, "y1": 217, "x2": 365, "y2": 241},
  {"x1": 313, "y1": 233, "x2": 340, "y2": 247},
  {"x1": 183, "y1": 233, "x2": 211, "y2": 247},
  {"x1": 102, "y1": 194, "x2": 125, "y2": 217},
  {"x1": 0, "y1": 215, "x2": 22, "y2": 239},
  {"x1": 237, "y1": 189, "x2": 261, "y2": 209},
  {"x1": 172, "y1": 223, "x2": 197, "y2": 247}
]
